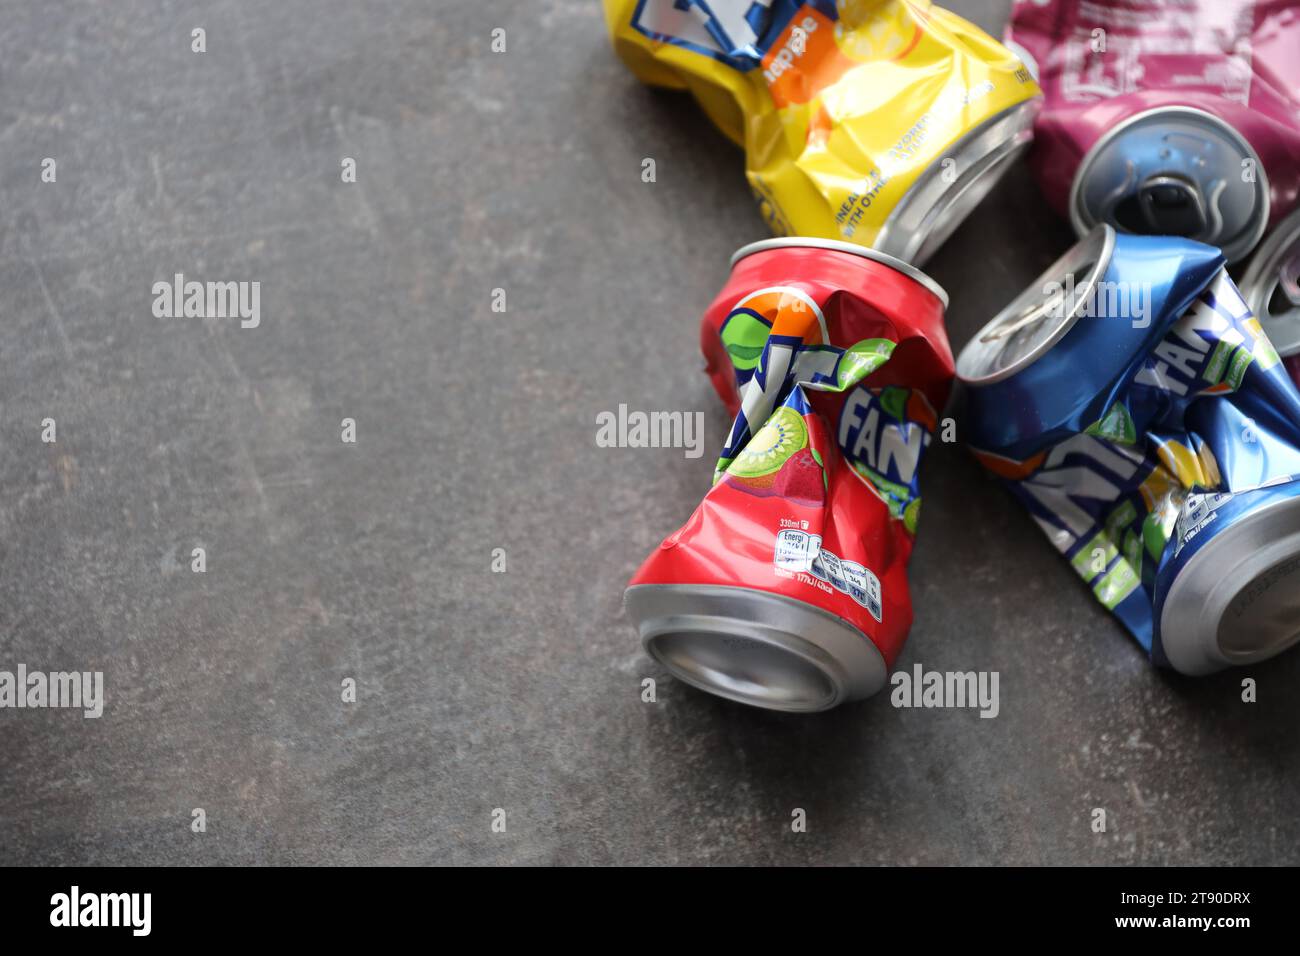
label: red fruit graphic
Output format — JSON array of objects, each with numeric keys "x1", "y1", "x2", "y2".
[
  {"x1": 721, "y1": 447, "x2": 826, "y2": 508},
  {"x1": 773, "y1": 448, "x2": 826, "y2": 507}
]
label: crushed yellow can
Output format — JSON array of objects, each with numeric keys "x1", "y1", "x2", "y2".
[{"x1": 603, "y1": 0, "x2": 1041, "y2": 264}]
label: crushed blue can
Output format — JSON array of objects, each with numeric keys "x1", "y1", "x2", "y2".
[{"x1": 957, "y1": 224, "x2": 1300, "y2": 674}]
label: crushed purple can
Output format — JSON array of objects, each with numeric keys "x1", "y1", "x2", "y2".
[{"x1": 1006, "y1": 0, "x2": 1300, "y2": 263}]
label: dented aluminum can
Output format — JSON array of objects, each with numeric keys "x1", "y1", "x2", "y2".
[
  {"x1": 959, "y1": 225, "x2": 1300, "y2": 674},
  {"x1": 1007, "y1": 0, "x2": 1300, "y2": 264},
  {"x1": 603, "y1": 0, "x2": 1041, "y2": 264},
  {"x1": 626, "y1": 238, "x2": 953, "y2": 711}
]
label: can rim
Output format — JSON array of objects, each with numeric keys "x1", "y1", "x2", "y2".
[
  {"x1": 730, "y1": 236, "x2": 950, "y2": 309},
  {"x1": 1067, "y1": 105, "x2": 1270, "y2": 264},
  {"x1": 1239, "y1": 206, "x2": 1300, "y2": 358},
  {"x1": 625, "y1": 583, "x2": 888, "y2": 712},
  {"x1": 956, "y1": 224, "x2": 1115, "y2": 385},
  {"x1": 1159, "y1": 489, "x2": 1300, "y2": 675},
  {"x1": 875, "y1": 98, "x2": 1039, "y2": 267}
]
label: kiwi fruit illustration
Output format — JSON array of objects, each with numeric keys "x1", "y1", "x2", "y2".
[{"x1": 727, "y1": 406, "x2": 808, "y2": 480}]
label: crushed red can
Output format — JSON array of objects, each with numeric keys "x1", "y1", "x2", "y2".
[
  {"x1": 1006, "y1": 0, "x2": 1300, "y2": 263},
  {"x1": 625, "y1": 238, "x2": 953, "y2": 712}
]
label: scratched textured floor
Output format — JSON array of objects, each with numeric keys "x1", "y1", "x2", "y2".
[{"x1": 2, "y1": 0, "x2": 1297, "y2": 866}]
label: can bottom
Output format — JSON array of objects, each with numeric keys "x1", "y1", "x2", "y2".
[
  {"x1": 1160, "y1": 493, "x2": 1300, "y2": 675},
  {"x1": 625, "y1": 584, "x2": 888, "y2": 712},
  {"x1": 876, "y1": 99, "x2": 1037, "y2": 267}
]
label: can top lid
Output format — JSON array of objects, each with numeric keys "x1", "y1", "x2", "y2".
[
  {"x1": 731, "y1": 237, "x2": 949, "y2": 309},
  {"x1": 1070, "y1": 106, "x2": 1269, "y2": 265},
  {"x1": 956, "y1": 225, "x2": 1115, "y2": 385},
  {"x1": 1239, "y1": 207, "x2": 1300, "y2": 357}
]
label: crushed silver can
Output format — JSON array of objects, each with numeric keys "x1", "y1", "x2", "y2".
[{"x1": 1240, "y1": 207, "x2": 1300, "y2": 388}]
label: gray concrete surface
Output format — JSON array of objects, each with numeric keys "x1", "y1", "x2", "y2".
[{"x1": 2, "y1": 0, "x2": 1297, "y2": 866}]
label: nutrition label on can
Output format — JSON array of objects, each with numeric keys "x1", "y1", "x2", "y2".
[
  {"x1": 773, "y1": 528, "x2": 882, "y2": 621},
  {"x1": 1173, "y1": 492, "x2": 1232, "y2": 557}
]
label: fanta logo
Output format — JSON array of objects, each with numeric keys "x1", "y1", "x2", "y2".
[
  {"x1": 629, "y1": 0, "x2": 764, "y2": 63},
  {"x1": 1132, "y1": 272, "x2": 1260, "y2": 398},
  {"x1": 838, "y1": 386, "x2": 930, "y2": 487},
  {"x1": 1133, "y1": 330, "x2": 1211, "y2": 397},
  {"x1": 763, "y1": 16, "x2": 818, "y2": 84},
  {"x1": 1017, "y1": 432, "x2": 1145, "y2": 541},
  {"x1": 719, "y1": 286, "x2": 828, "y2": 385}
]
